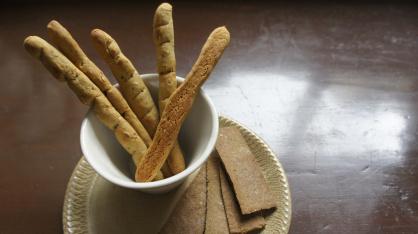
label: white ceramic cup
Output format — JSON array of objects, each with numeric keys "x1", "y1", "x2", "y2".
[{"x1": 80, "y1": 74, "x2": 218, "y2": 193}]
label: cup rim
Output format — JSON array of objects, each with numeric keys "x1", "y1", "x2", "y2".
[{"x1": 80, "y1": 73, "x2": 218, "y2": 189}]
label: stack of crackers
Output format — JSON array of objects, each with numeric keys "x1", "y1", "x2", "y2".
[
  {"x1": 161, "y1": 127, "x2": 277, "y2": 233},
  {"x1": 23, "y1": 3, "x2": 229, "y2": 182}
]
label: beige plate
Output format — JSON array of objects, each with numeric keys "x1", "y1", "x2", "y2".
[{"x1": 63, "y1": 116, "x2": 291, "y2": 234}]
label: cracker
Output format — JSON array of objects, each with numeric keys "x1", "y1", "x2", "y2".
[
  {"x1": 219, "y1": 164, "x2": 266, "y2": 233},
  {"x1": 205, "y1": 155, "x2": 229, "y2": 233},
  {"x1": 159, "y1": 165, "x2": 207, "y2": 234},
  {"x1": 216, "y1": 127, "x2": 276, "y2": 214}
]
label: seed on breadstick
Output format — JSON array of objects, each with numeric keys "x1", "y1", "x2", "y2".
[
  {"x1": 46, "y1": 20, "x2": 152, "y2": 147},
  {"x1": 90, "y1": 29, "x2": 160, "y2": 136},
  {"x1": 136, "y1": 26, "x2": 230, "y2": 182},
  {"x1": 154, "y1": 3, "x2": 186, "y2": 175},
  {"x1": 23, "y1": 36, "x2": 148, "y2": 170}
]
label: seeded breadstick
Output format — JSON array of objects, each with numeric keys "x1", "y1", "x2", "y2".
[
  {"x1": 90, "y1": 29, "x2": 159, "y2": 136},
  {"x1": 153, "y1": 3, "x2": 185, "y2": 175},
  {"x1": 46, "y1": 20, "x2": 152, "y2": 147},
  {"x1": 90, "y1": 28, "x2": 173, "y2": 177},
  {"x1": 154, "y1": 3, "x2": 177, "y2": 111},
  {"x1": 92, "y1": 95, "x2": 146, "y2": 165},
  {"x1": 23, "y1": 36, "x2": 149, "y2": 171},
  {"x1": 135, "y1": 27, "x2": 230, "y2": 182},
  {"x1": 45, "y1": 22, "x2": 165, "y2": 179}
]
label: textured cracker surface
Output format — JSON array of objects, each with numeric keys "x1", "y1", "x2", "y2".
[
  {"x1": 205, "y1": 155, "x2": 229, "y2": 233},
  {"x1": 220, "y1": 164, "x2": 266, "y2": 233},
  {"x1": 216, "y1": 127, "x2": 276, "y2": 214},
  {"x1": 159, "y1": 165, "x2": 207, "y2": 234}
]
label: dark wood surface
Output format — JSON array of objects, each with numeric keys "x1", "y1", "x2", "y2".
[{"x1": 1, "y1": 2, "x2": 418, "y2": 233}]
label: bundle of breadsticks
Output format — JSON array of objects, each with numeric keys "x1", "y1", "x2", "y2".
[{"x1": 24, "y1": 3, "x2": 230, "y2": 182}]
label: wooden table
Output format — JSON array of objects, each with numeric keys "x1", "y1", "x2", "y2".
[{"x1": 1, "y1": 2, "x2": 417, "y2": 233}]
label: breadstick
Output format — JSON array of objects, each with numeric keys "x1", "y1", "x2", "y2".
[
  {"x1": 92, "y1": 95, "x2": 146, "y2": 165},
  {"x1": 46, "y1": 20, "x2": 152, "y2": 147},
  {"x1": 23, "y1": 36, "x2": 149, "y2": 172},
  {"x1": 90, "y1": 29, "x2": 160, "y2": 136},
  {"x1": 154, "y1": 3, "x2": 177, "y2": 111},
  {"x1": 93, "y1": 95, "x2": 164, "y2": 180},
  {"x1": 46, "y1": 22, "x2": 167, "y2": 179},
  {"x1": 153, "y1": 3, "x2": 185, "y2": 175},
  {"x1": 135, "y1": 27, "x2": 230, "y2": 182},
  {"x1": 90, "y1": 28, "x2": 172, "y2": 177}
]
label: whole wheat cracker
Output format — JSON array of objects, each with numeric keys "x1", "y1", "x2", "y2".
[
  {"x1": 159, "y1": 165, "x2": 207, "y2": 234},
  {"x1": 216, "y1": 127, "x2": 276, "y2": 214},
  {"x1": 205, "y1": 154, "x2": 229, "y2": 233},
  {"x1": 219, "y1": 162, "x2": 266, "y2": 233}
]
